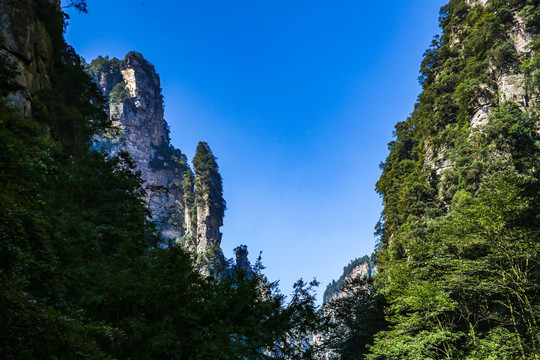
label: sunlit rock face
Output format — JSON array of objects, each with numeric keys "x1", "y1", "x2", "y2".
[
  {"x1": 91, "y1": 52, "x2": 186, "y2": 240},
  {"x1": 466, "y1": 0, "x2": 488, "y2": 6},
  {"x1": 90, "y1": 53, "x2": 230, "y2": 272},
  {"x1": 470, "y1": 7, "x2": 535, "y2": 124}
]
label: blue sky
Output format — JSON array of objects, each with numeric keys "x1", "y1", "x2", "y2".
[{"x1": 64, "y1": 0, "x2": 447, "y2": 301}]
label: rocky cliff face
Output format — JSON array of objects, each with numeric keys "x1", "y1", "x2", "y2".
[
  {"x1": 0, "y1": 0, "x2": 59, "y2": 117},
  {"x1": 91, "y1": 53, "x2": 187, "y2": 240},
  {"x1": 468, "y1": 8, "x2": 534, "y2": 128},
  {"x1": 1, "y1": 0, "x2": 245, "y2": 275},
  {"x1": 371, "y1": 2, "x2": 540, "y2": 356},
  {"x1": 89, "y1": 53, "x2": 230, "y2": 270},
  {"x1": 426, "y1": 0, "x2": 538, "y2": 175},
  {"x1": 323, "y1": 256, "x2": 377, "y2": 303}
]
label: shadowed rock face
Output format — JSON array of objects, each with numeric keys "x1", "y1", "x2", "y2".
[{"x1": 0, "y1": 0, "x2": 60, "y2": 117}]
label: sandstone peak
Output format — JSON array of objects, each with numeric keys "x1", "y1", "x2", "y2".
[{"x1": 89, "y1": 53, "x2": 227, "y2": 272}]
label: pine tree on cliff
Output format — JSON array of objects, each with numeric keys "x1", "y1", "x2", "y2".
[
  {"x1": 192, "y1": 141, "x2": 226, "y2": 267},
  {"x1": 193, "y1": 141, "x2": 226, "y2": 221}
]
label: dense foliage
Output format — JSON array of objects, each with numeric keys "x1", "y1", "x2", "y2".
[
  {"x1": 193, "y1": 141, "x2": 227, "y2": 220},
  {"x1": 371, "y1": 0, "x2": 540, "y2": 358},
  {"x1": 4, "y1": 0, "x2": 539, "y2": 358},
  {"x1": 321, "y1": 277, "x2": 387, "y2": 360},
  {"x1": 0, "y1": 2, "x2": 323, "y2": 359},
  {"x1": 85, "y1": 55, "x2": 124, "y2": 79},
  {"x1": 109, "y1": 81, "x2": 130, "y2": 103}
]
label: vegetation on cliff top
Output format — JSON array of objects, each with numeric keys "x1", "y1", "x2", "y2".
[{"x1": 193, "y1": 141, "x2": 227, "y2": 220}]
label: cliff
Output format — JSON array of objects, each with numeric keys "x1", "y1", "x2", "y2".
[
  {"x1": 370, "y1": 0, "x2": 540, "y2": 357},
  {"x1": 0, "y1": 0, "x2": 59, "y2": 117},
  {"x1": 424, "y1": 0, "x2": 537, "y2": 176},
  {"x1": 90, "y1": 52, "x2": 188, "y2": 240},
  {"x1": 376, "y1": 0, "x2": 540, "y2": 265},
  {"x1": 88, "y1": 53, "x2": 229, "y2": 271}
]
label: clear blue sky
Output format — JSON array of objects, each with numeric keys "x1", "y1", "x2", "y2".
[{"x1": 63, "y1": 0, "x2": 447, "y2": 302}]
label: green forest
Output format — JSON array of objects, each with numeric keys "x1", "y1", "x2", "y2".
[
  {"x1": 1, "y1": 0, "x2": 539, "y2": 359},
  {"x1": 372, "y1": 0, "x2": 540, "y2": 358}
]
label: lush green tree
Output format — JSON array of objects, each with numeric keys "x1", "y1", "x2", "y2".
[{"x1": 193, "y1": 141, "x2": 227, "y2": 219}]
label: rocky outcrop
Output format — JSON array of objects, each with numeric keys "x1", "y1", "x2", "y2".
[
  {"x1": 192, "y1": 141, "x2": 227, "y2": 272},
  {"x1": 426, "y1": 1, "x2": 538, "y2": 172},
  {"x1": 91, "y1": 52, "x2": 188, "y2": 240},
  {"x1": 0, "y1": 0, "x2": 59, "y2": 117},
  {"x1": 323, "y1": 256, "x2": 377, "y2": 303},
  {"x1": 89, "y1": 54, "x2": 232, "y2": 271},
  {"x1": 499, "y1": 73, "x2": 529, "y2": 106},
  {"x1": 196, "y1": 191, "x2": 224, "y2": 254}
]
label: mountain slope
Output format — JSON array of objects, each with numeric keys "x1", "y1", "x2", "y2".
[{"x1": 371, "y1": 0, "x2": 540, "y2": 358}]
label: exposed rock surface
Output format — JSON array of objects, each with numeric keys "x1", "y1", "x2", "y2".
[
  {"x1": 196, "y1": 186, "x2": 224, "y2": 254},
  {"x1": 466, "y1": 0, "x2": 488, "y2": 6},
  {"x1": 323, "y1": 256, "x2": 377, "y2": 303},
  {"x1": 89, "y1": 54, "x2": 233, "y2": 271},
  {"x1": 91, "y1": 53, "x2": 187, "y2": 240},
  {"x1": 499, "y1": 73, "x2": 529, "y2": 106},
  {"x1": 0, "y1": 0, "x2": 59, "y2": 117}
]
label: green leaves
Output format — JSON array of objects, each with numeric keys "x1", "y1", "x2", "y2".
[
  {"x1": 372, "y1": 1, "x2": 540, "y2": 358},
  {"x1": 108, "y1": 81, "x2": 130, "y2": 104},
  {"x1": 193, "y1": 141, "x2": 226, "y2": 219}
]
